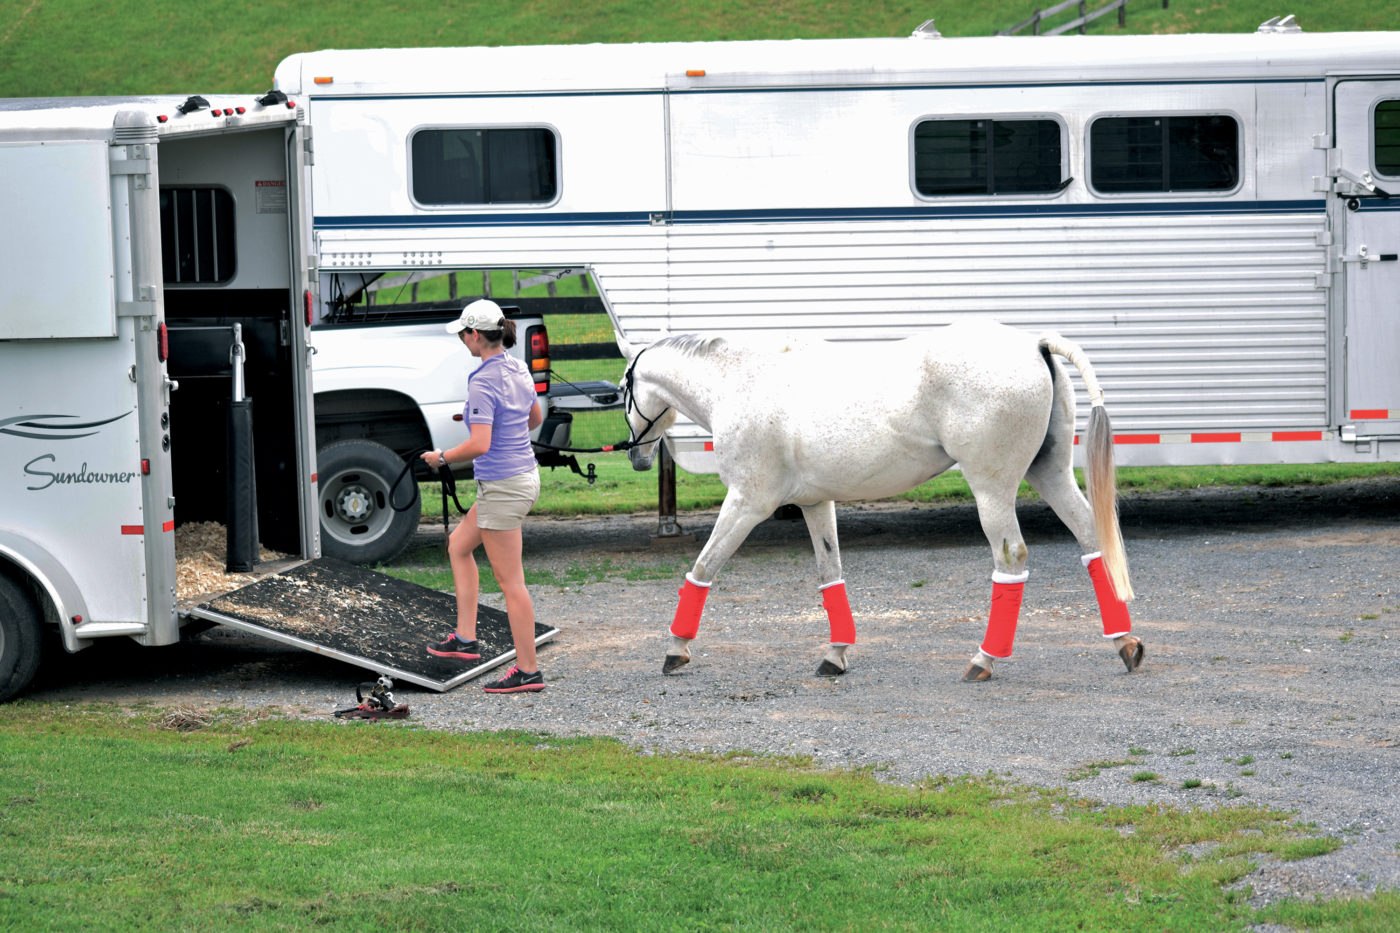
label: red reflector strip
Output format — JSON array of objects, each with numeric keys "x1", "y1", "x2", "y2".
[
  {"x1": 310, "y1": 472, "x2": 318, "y2": 483},
  {"x1": 123, "y1": 521, "x2": 174, "y2": 535},
  {"x1": 534, "y1": 382, "x2": 549, "y2": 393},
  {"x1": 1114, "y1": 434, "x2": 1160, "y2": 444},
  {"x1": 1350, "y1": 409, "x2": 1391, "y2": 420},
  {"x1": 1191, "y1": 433, "x2": 1241, "y2": 443},
  {"x1": 1272, "y1": 431, "x2": 1323, "y2": 441},
  {"x1": 704, "y1": 441, "x2": 714, "y2": 451}
]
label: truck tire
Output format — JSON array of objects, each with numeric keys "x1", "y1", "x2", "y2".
[
  {"x1": 0, "y1": 573, "x2": 43, "y2": 703},
  {"x1": 317, "y1": 439, "x2": 420, "y2": 564}
]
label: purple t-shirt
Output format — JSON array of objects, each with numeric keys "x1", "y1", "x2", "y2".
[{"x1": 464, "y1": 352, "x2": 538, "y2": 481}]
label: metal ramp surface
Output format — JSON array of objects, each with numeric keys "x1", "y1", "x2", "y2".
[{"x1": 185, "y1": 557, "x2": 557, "y2": 691}]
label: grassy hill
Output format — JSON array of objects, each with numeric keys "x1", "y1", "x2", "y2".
[{"x1": 2, "y1": 0, "x2": 1398, "y2": 97}]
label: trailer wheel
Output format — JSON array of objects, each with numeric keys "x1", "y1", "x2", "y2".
[
  {"x1": 0, "y1": 573, "x2": 43, "y2": 703},
  {"x1": 317, "y1": 439, "x2": 420, "y2": 564}
]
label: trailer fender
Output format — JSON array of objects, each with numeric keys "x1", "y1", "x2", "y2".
[{"x1": 0, "y1": 532, "x2": 91, "y2": 652}]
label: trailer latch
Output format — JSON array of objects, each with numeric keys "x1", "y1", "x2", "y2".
[{"x1": 1341, "y1": 245, "x2": 1399, "y2": 266}]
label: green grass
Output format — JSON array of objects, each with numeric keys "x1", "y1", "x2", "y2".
[
  {"x1": 4, "y1": 2, "x2": 1398, "y2": 98},
  {"x1": 376, "y1": 546, "x2": 682, "y2": 594},
  {"x1": 2, "y1": 704, "x2": 1391, "y2": 931}
]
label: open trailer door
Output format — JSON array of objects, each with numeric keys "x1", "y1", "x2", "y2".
[{"x1": 184, "y1": 558, "x2": 557, "y2": 691}]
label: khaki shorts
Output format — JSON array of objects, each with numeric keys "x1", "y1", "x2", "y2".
[{"x1": 474, "y1": 468, "x2": 540, "y2": 531}]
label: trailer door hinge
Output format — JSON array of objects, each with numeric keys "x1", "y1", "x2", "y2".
[
  {"x1": 109, "y1": 158, "x2": 151, "y2": 176},
  {"x1": 116, "y1": 285, "x2": 158, "y2": 317}
]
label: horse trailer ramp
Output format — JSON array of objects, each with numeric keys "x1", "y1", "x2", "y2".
[{"x1": 185, "y1": 558, "x2": 557, "y2": 691}]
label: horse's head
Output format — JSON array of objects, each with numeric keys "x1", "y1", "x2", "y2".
[{"x1": 619, "y1": 339, "x2": 678, "y2": 471}]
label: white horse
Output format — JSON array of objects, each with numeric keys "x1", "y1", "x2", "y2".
[{"x1": 616, "y1": 320, "x2": 1144, "y2": 681}]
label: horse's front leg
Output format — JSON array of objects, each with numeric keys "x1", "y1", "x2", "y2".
[
  {"x1": 801, "y1": 501, "x2": 853, "y2": 676},
  {"x1": 662, "y1": 493, "x2": 772, "y2": 674}
]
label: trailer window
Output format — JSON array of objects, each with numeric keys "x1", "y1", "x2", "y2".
[
  {"x1": 160, "y1": 187, "x2": 235, "y2": 284},
  {"x1": 1090, "y1": 115, "x2": 1239, "y2": 193},
  {"x1": 913, "y1": 119, "x2": 1063, "y2": 196},
  {"x1": 1376, "y1": 100, "x2": 1400, "y2": 176},
  {"x1": 411, "y1": 128, "x2": 558, "y2": 205}
]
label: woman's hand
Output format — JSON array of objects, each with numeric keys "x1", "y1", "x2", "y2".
[{"x1": 420, "y1": 449, "x2": 443, "y2": 471}]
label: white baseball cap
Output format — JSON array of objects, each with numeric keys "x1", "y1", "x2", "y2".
[{"x1": 446, "y1": 298, "x2": 506, "y2": 334}]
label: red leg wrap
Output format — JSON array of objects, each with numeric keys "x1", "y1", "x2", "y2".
[
  {"x1": 820, "y1": 581, "x2": 856, "y2": 645},
  {"x1": 980, "y1": 576, "x2": 1027, "y2": 659},
  {"x1": 1084, "y1": 554, "x2": 1132, "y2": 638},
  {"x1": 670, "y1": 576, "x2": 710, "y2": 639}
]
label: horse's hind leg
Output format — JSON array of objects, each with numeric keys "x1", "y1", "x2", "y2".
[
  {"x1": 963, "y1": 478, "x2": 1030, "y2": 682},
  {"x1": 1025, "y1": 452, "x2": 1143, "y2": 673},
  {"x1": 800, "y1": 501, "x2": 854, "y2": 676},
  {"x1": 662, "y1": 492, "x2": 772, "y2": 674}
]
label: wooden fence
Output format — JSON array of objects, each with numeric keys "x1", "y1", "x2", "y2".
[{"x1": 998, "y1": 0, "x2": 1168, "y2": 36}]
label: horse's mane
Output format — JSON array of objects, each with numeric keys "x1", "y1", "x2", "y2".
[{"x1": 652, "y1": 333, "x2": 728, "y2": 358}]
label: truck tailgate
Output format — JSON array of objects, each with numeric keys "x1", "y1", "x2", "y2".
[{"x1": 184, "y1": 558, "x2": 556, "y2": 691}]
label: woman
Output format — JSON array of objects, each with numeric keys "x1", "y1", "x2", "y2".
[{"x1": 422, "y1": 298, "x2": 546, "y2": 693}]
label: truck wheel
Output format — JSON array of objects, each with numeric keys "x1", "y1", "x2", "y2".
[
  {"x1": 0, "y1": 573, "x2": 43, "y2": 703},
  {"x1": 317, "y1": 439, "x2": 420, "y2": 564}
]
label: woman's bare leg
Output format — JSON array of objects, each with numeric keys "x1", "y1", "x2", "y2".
[
  {"x1": 481, "y1": 526, "x2": 536, "y2": 670},
  {"x1": 448, "y1": 506, "x2": 484, "y2": 640}
]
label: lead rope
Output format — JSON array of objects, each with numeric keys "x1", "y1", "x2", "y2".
[{"x1": 390, "y1": 447, "x2": 470, "y2": 546}]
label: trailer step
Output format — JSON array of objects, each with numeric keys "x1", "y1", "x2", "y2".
[{"x1": 184, "y1": 557, "x2": 556, "y2": 691}]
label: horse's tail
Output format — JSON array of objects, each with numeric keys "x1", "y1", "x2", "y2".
[{"x1": 1038, "y1": 333, "x2": 1134, "y2": 602}]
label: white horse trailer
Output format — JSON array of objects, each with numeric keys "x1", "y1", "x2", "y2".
[
  {"x1": 0, "y1": 95, "x2": 552, "y2": 701},
  {"x1": 275, "y1": 23, "x2": 1400, "y2": 474}
]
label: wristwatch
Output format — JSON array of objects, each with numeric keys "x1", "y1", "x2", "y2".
[{"x1": 437, "y1": 451, "x2": 447, "y2": 467}]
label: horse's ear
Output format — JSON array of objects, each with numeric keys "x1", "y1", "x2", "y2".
[{"x1": 616, "y1": 331, "x2": 639, "y2": 361}]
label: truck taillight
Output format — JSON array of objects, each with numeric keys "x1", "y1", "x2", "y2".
[
  {"x1": 527, "y1": 325, "x2": 550, "y2": 394},
  {"x1": 156, "y1": 322, "x2": 169, "y2": 362},
  {"x1": 304, "y1": 289, "x2": 313, "y2": 326}
]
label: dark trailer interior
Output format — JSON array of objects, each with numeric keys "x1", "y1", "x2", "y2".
[{"x1": 158, "y1": 127, "x2": 305, "y2": 559}]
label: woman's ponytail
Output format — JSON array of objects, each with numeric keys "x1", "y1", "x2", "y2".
[{"x1": 476, "y1": 319, "x2": 517, "y2": 348}]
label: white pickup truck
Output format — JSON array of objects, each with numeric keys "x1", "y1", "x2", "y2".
[{"x1": 310, "y1": 274, "x2": 616, "y2": 564}]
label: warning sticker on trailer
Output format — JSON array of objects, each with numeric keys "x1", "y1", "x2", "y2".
[{"x1": 254, "y1": 179, "x2": 287, "y2": 214}]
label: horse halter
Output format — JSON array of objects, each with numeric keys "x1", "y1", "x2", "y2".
[
  {"x1": 615, "y1": 345, "x2": 671, "y2": 452},
  {"x1": 524, "y1": 344, "x2": 672, "y2": 455}
]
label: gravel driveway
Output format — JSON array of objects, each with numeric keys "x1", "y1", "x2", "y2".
[{"x1": 26, "y1": 477, "x2": 1400, "y2": 906}]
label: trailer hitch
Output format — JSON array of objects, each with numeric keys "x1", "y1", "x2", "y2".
[{"x1": 334, "y1": 675, "x2": 410, "y2": 720}]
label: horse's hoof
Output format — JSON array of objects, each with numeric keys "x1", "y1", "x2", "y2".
[
  {"x1": 662, "y1": 653, "x2": 690, "y2": 674},
  {"x1": 961, "y1": 663, "x2": 992, "y2": 682},
  {"x1": 815, "y1": 659, "x2": 846, "y2": 676},
  {"x1": 1118, "y1": 637, "x2": 1145, "y2": 673}
]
